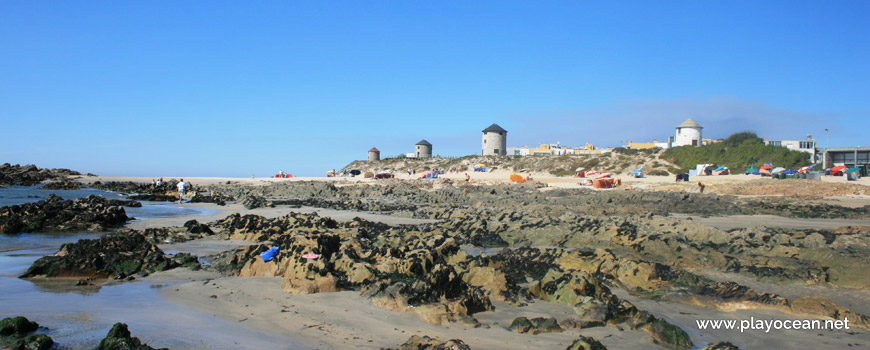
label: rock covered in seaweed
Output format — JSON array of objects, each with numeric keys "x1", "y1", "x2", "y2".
[
  {"x1": 387, "y1": 335, "x2": 471, "y2": 350},
  {"x1": 20, "y1": 233, "x2": 199, "y2": 279},
  {"x1": 97, "y1": 323, "x2": 164, "y2": 350},
  {"x1": 0, "y1": 316, "x2": 53, "y2": 350},
  {"x1": 0, "y1": 195, "x2": 130, "y2": 234}
]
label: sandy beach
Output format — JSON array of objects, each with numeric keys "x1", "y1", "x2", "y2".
[{"x1": 4, "y1": 169, "x2": 869, "y2": 349}]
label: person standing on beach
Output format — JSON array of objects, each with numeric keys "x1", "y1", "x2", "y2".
[
  {"x1": 177, "y1": 179, "x2": 186, "y2": 203},
  {"x1": 465, "y1": 173, "x2": 470, "y2": 184},
  {"x1": 698, "y1": 182, "x2": 705, "y2": 193}
]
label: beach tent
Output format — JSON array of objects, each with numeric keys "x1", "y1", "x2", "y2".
[
  {"x1": 349, "y1": 169, "x2": 361, "y2": 176},
  {"x1": 782, "y1": 169, "x2": 798, "y2": 175},
  {"x1": 845, "y1": 167, "x2": 861, "y2": 173},
  {"x1": 831, "y1": 165, "x2": 847, "y2": 176},
  {"x1": 632, "y1": 168, "x2": 644, "y2": 178},
  {"x1": 771, "y1": 167, "x2": 786, "y2": 175},
  {"x1": 586, "y1": 170, "x2": 599, "y2": 177},
  {"x1": 510, "y1": 174, "x2": 525, "y2": 183},
  {"x1": 696, "y1": 164, "x2": 715, "y2": 176},
  {"x1": 745, "y1": 165, "x2": 758, "y2": 174},
  {"x1": 595, "y1": 173, "x2": 613, "y2": 179},
  {"x1": 798, "y1": 164, "x2": 817, "y2": 173},
  {"x1": 713, "y1": 167, "x2": 730, "y2": 176},
  {"x1": 419, "y1": 170, "x2": 435, "y2": 179}
]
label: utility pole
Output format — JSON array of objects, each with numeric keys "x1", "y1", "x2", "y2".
[{"x1": 824, "y1": 128, "x2": 829, "y2": 169}]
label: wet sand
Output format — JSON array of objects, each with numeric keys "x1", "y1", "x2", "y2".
[
  {"x1": 161, "y1": 275, "x2": 666, "y2": 350},
  {"x1": 672, "y1": 213, "x2": 870, "y2": 231},
  {"x1": 125, "y1": 203, "x2": 438, "y2": 230},
  {"x1": 612, "y1": 287, "x2": 870, "y2": 349}
]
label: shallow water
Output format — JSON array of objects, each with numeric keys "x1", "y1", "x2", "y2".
[
  {"x1": 0, "y1": 186, "x2": 293, "y2": 349},
  {"x1": 0, "y1": 185, "x2": 219, "y2": 225},
  {"x1": 0, "y1": 233, "x2": 303, "y2": 349}
]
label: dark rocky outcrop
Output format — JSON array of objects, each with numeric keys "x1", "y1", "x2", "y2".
[
  {"x1": 566, "y1": 336, "x2": 607, "y2": 350},
  {"x1": 700, "y1": 342, "x2": 739, "y2": 350},
  {"x1": 0, "y1": 195, "x2": 129, "y2": 234},
  {"x1": 509, "y1": 317, "x2": 562, "y2": 334},
  {"x1": 40, "y1": 180, "x2": 82, "y2": 190},
  {"x1": 387, "y1": 335, "x2": 471, "y2": 350},
  {"x1": 0, "y1": 163, "x2": 81, "y2": 186},
  {"x1": 237, "y1": 194, "x2": 273, "y2": 209},
  {"x1": 0, "y1": 316, "x2": 53, "y2": 350},
  {"x1": 139, "y1": 220, "x2": 216, "y2": 244},
  {"x1": 97, "y1": 323, "x2": 164, "y2": 350},
  {"x1": 20, "y1": 233, "x2": 199, "y2": 279}
]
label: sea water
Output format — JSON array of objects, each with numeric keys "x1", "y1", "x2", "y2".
[{"x1": 0, "y1": 186, "x2": 298, "y2": 349}]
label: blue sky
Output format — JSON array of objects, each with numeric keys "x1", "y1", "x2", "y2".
[{"x1": 2, "y1": 1, "x2": 867, "y2": 176}]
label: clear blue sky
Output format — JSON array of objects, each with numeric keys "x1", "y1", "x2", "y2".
[{"x1": 2, "y1": 1, "x2": 867, "y2": 176}]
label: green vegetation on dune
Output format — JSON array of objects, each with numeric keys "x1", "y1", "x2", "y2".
[{"x1": 662, "y1": 132, "x2": 813, "y2": 172}]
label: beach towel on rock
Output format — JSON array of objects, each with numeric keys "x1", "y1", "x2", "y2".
[{"x1": 260, "y1": 247, "x2": 279, "y2": 262}]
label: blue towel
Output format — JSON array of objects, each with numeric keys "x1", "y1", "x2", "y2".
[{"x1": 259, "y1": 247, "x2": 279, "y2": 262}]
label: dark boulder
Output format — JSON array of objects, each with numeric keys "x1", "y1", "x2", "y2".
[
  {"x1": 0, "y1": 316, "x2": 53, "y2": 350},
  {"x1": 388, "y1": 335, "x2": 471, "y2": 350},
  {"x1": 97, "y1": 323, "x2": 164, "y2": 350},
  {"x1": 566, "y1": 336, "x2": 607, "y2": 350}
]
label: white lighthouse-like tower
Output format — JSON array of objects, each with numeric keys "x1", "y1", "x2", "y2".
[{"x1": 674, "y1": 119, "x2": 703, "y2": 147}]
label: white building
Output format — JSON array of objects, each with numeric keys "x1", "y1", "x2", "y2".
[
  {"x1": 673, "y1": 119, "x2": 703, "y2": 147},
  {"x1": 765, "y1": 137, "x2": 818, "y2": 162}
]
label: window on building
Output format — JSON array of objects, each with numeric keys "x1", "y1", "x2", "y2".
[
  {"x1": 800, "y1": 141, "x2": 814, "y2": 149},
  {"x1": 858, "y1": 152, "x2": 869, "y2": 165},
  {"x1": 845, "y1": 152, "x2": 856, "y2": 164},
  {"x1": 833, "y1": 153, "x2": 846, "y2": 164},
  {"x1": 483, "y1": 139, "x2": 486, "y2": 143},
  {"x1": 494, "y1": 149, "x2": 499, "y2": 154},
  {"x1": 770, "y1": 141, "x2": 781, "y2": 147}
]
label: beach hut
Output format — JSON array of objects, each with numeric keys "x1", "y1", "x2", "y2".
[{"x1": 509, "y1": 174, "x2": 525, "y2": 183}]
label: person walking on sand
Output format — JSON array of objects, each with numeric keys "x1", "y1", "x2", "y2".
[
  {"x1": 698, "y1": 182, "x2": 705, "y2": 193},
  {"x1": 177, "y1": 179, "x2": 186, "y2": 203}
]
